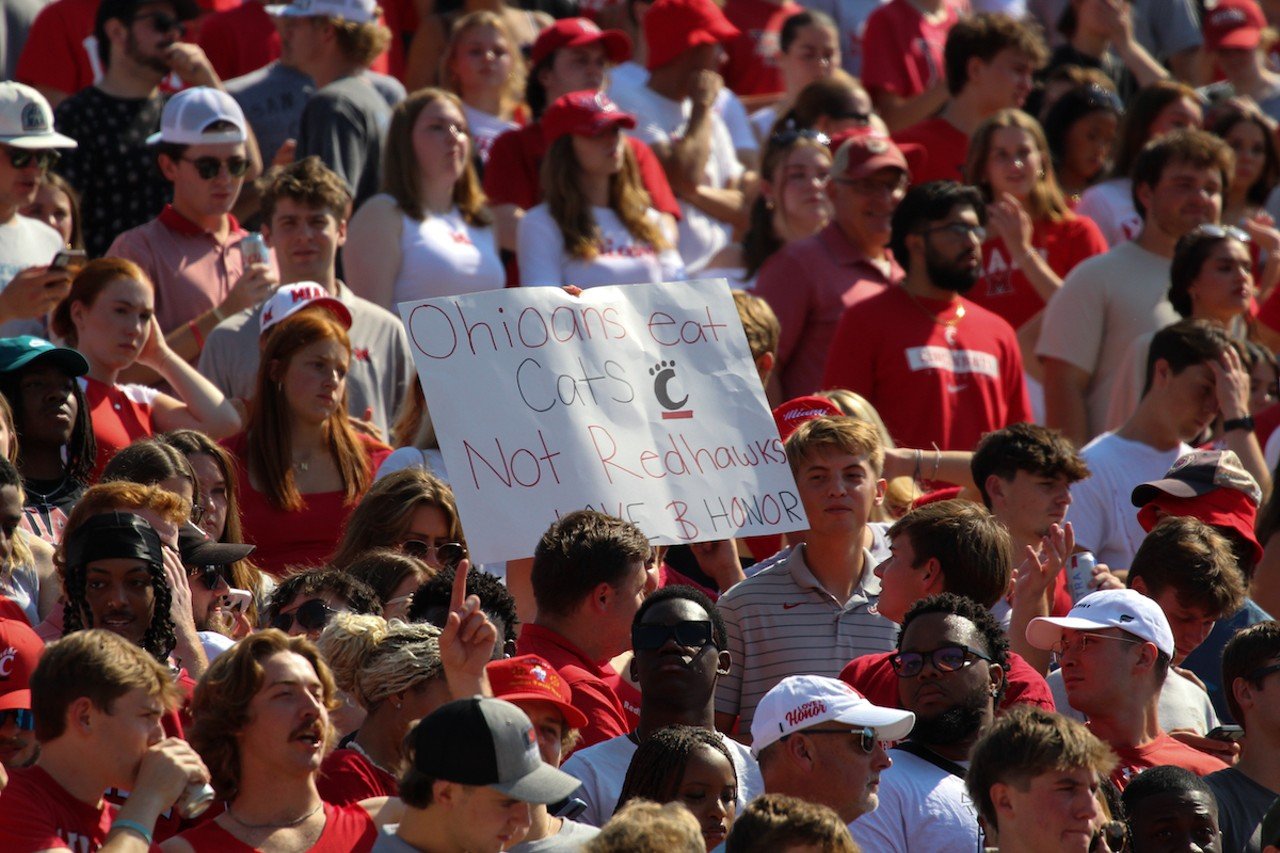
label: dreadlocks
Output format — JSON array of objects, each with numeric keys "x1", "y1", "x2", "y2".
[
  {"x1": 614, "y1": 725, "x2": 736, "y2": 816},
  {"x1": 62, "y1": 559, "x2": 177, "y2": 663}
]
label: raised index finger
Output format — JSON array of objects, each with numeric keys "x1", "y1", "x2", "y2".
[{"x1": 450, "y1": 558, "x2": 471, "y2": 614}]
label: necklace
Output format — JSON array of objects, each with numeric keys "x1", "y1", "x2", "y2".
[
  {"x1": 225, "y1": 800, "x2": 323, "y2": 830},
  {"x1": 904, "y1": 289, "x2": 966, "y2": 346},
  {"x1": 347, "y1": 738, "x2": 399, "y2": 778}
]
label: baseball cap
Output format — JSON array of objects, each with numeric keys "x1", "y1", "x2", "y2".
[
  {"x1": 259, "y1": 282, "x2": 352, "y2": 336},
  {"x1": 410, "y1": 697, "x2": 583, "y2": 803},
  {"x1": 530, "y1": 18, "x2": 632, "y2": 67},
  {"x1": 772, "y1": 395, "x2": 843, "y2": 442},
  {"x1": 1025, "y1": 589, "x2": 1176, "y2": 659},
  {"x1": 644, "y1": 0, "x2": 740, "y2": 71},
  {"x1": 0, "y1": 336, "x2": 89, "y2": 377},
  {"x1": 1131, "y1": 450, "x2": 1262, "y2": 507},
  {"x1": 1203, "y1": 0, "x2": 1267, "y2": 52},
  {"x1": 830, "y1": 129, "x2": 910, "y2": 181},
  {"x1": 485, "y1": 655, "x2": 590, "y2": 730},
  {"x1": 542, "y1": 91, "x2": 636, "y2": 146},
  {"x1": 178, "y1": 522, "x2": 255, "y2": 567},
  {"x1": 750, "y1": 675, "x2": 915, "y2": 757},
  {"x1": 0, "y1": 618, "x2": 44, "y2": 713},
  {"x1": 147, "y1": 87, "x2": 247, "y2": 146},
  {"x1": 265, "y1": 0, "x2": 378, "y2": 23},
  {"x1": 0, "y1": 84, "x2": 77, "y2": 150}
]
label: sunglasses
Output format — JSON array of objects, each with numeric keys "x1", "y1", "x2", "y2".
[
  {"x1": 182, "y1": 155, "x2": 250, "y2": 180},
  {"x1": 631, "y1": 620, "x2": 715, "y2": 651},
  {"x1": 0, "y1": 708, "x2": 33, "y2": 731},
  {"x1": 770, "y1": 126, "x2": 830, "y2": 147},
  {"x1": 132, "y1": 11, "x2": 183, "y2": 34},
  {"x1": 189, "y1": 564, "x2": 231, "y2": 591},
  {"x1": 792, "y1": 726, "x2": 878, "y2": 754},
  {"x1": 270, "y1": 598, "x2": 340, "y2": 633},
  {"x1": 1089, "y1": 819, "x2": 1129, "y2": 852},
  {"x1": 889, "y1": 644, "x2": 993, "y2": 678},
  {"x1": 5, "y1": 148, "x2": 59, "y2": 170},
  {"x1": 399, "y1": 540, "x2": 466, "y2": 568},
  {"x1": 1190, "y1": 223, "x2": 1250, "y2": 243}
]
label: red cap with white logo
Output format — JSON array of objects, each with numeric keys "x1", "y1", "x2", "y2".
[
  {"x1": 750, "y1": 674, "x2": 915, "y2": 757},
  {"x1": 1203, "y1": 0, "x2": 1267, "y2": 52},
  {"x1": 772, "y1": 395, "x2": 843, "y2": 442},
  {"x1": 0, "y1": 617, "x2": 44, "y2": 712},
  {"x1": 259, "y1": 282, "x2": 353, "y2": 336}
]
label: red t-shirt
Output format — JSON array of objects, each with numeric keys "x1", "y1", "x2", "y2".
[
  {"x1": 515, "y1": 623, "x2": 636, "y2": 752},
  {"x1": 839, "y1": 650, "x2": 1056, "y2": 713},
  {"x1": 894, "y1": 117, "x2": 969, "y2": 184},
  {"x1": 174, "y1": 802, "x2": 377, "y2": 852},
  {"x1": 1255, "y1": 400, "x2": 1280, "y2": 451},
  {"x1": 1108, "y1": 732, "x2": 1229, "y2": 790},
  {"x1": 196, "y1": 2, "x2": 281, "y2": 82},
  {"x1": 969, "y1": 215, "x2": 1109, "y2": 330},
  {"x1": 317, "y1": 748, "x2": 398, "y2": 805},
  {"x1": 0, "y1": 765, "x2": 114, "y2": 851},
  {"x1": 15, "y1": 0, "x2": 99, "y2": 98},
  {"x1": 1255, "y1": 286, "x2": 1280, "y2": 336},
  {"x1": 81, "y1": 376, "x2": 158, "y2": 482},
  {"x1": 860, "y1": 0, "x2": 963, "y2": 99},
  {"x1": 822, "y1": 286, "x2": 1032, "y2": 451},
  {"x1": 222, "y1": 432, "x2": 392, "y2": 576},
  {"x1": 722, "y1": 0, "x2": 798, "y2": 98}
]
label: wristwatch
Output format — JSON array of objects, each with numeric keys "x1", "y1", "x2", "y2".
[{"x1": 1223, "y1": 415, "x2": 1255, "y2": 433}]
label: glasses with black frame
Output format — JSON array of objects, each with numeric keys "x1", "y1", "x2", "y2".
[
  {"x1": 131, "y1": 10, "x2": 184, "y2": 34},
  {"x1": 786, "y1": 725, "x2": 879, "y2": 755},
  {"x1": 399, "y1": 539, "x2": 466, "y2": 569},
  {"x1": 631, "y1": 620, "x2": 715, "y2": 651},
  {"x1": 188, "y1": 563, "x2": 231, "y2": 592},
  {"x1": 889, "y1": 644, "x2": 993, "y2": 678},
  {"x1": 181, "y1": 155, "x2": 251, "y2": 180},
  {"x1": 4, "y1": 147, "x2": 60, "y2": 170},
  {"x1": 269, "y1": 598, "x2": 341, "y2": 633}
]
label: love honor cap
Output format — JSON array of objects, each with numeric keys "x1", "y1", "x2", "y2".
[
  {"x1": 1025, "y1": 588, "x2": 1175, "y2": 658},
  {"x1": 751, "y1": 675, "x2": 915, "y2": 757}
]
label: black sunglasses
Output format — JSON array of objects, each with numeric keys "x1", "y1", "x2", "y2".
[
  {"x1": 189, "y1": 564, "x2": 231, "y2": 592},
  {"x1": 5, "y1": 147, "x2": 59, "y2": 170},
  {"x1": 770, "y1": 126, "x2": 830, "y2": 147},
  {"x1": 791, "y1": 726, "x2": 878, "y2": 754},
  {"x1": 632, "y1": 620, "x2": 715, "y2": 651},
  {"x1": 132, "y1": 11, "x2": 183, "y2": 34},
  {"x1": 399, "y1": 540, "x2": 466, "y2": 568},
  {"x1": 1247, "y1": 661, "x2": 1280, "y2": 683},
  {"x1": 270, "y1": 598, "x2": 340, "y2": 633},
  {"x1": 0, "y1": 708, "x2": 33, "y2": 731},
  {"x1": 889, "y1": 645, "x2": 993, "y2": 678},
  {"x1": 182, "y1": 155, "x2": 250, "y2": 180},
  {"x1": 1090, "y1": 819, "x2": 1129, "y2": 852}
]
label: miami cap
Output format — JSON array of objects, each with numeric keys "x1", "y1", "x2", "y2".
[
  {"x1": 265, "y1": 0, "x2": 378, "y2": 23},
  {"x1": 772, "y1": 395, "x2": 843, "y2": 442},
  {"x1": 1203, "y1": 0, "x2": 1267, "y2": 52},
  {"x1": 147, "y1": 87, "x2": 247, "y2": 145},
  {"x1": 530, "y1": 18, "x2": 632, "y2": 67},
  {"x1": 542, "y1": 91, "x2": 636, "y2": 145},
  {"x1": 0, "y1": 83, "x2": 77, "y2": 150},
  {"x1": 1026, "y1": 589, "x2": 1175, "y2": 658},
  {"x1": 486, "y1": 655, "x2": 590, "y2": 729},
  {"x1": 751, "y1": 675, "x2": 915, "y2": 757},
  {"x1": 644, "y1": 0, "x2": 740, "y2": 71},
  {"x1": 0, "y1": 617, "x2": 43, "y2": 713},
  {"x1": 260, "y1": 282, "x2": 352, "y2": 336}
]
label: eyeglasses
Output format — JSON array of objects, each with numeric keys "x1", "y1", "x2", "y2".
[
  {"x1": 631, "y1": 620, "x2": 715, "y2": 651},
  {"x1": 1246, "y1": 661, "x2": 1280, "y2": 684},
  {"x1": 0, "y1": 709, "x2": 33, "y2": 731},
  {"x1": 889, "y1": 644, "x2": 993, "y2": 678},
  {"x1": 189, "y1": 564, "x2": 231, "y2": 592},
  {"x1": 181, "y1": 156, "x2": 250, "y2": 180},
  {"x1": 770, "y1": 126, "x2": 830, "y2": 147},
  {"x1": 1050, "y1": 632, "x2": 1145, "y2": 661},
  {"x1": 5, "y1": 147, "x2": 59, "y2": 170},
  {"x1": 791, "y1": 726, "x2": 878, "y2": 755},
  {"x1": 270, "y1": 598, "x2": 341, "y2": 633},
  {"x1": 399, "y1": 540, "x2": 466, "y2": 569},
  {"x1": 1089, "y1": 819, "x2": 1129, "y2": 853},
  {"x1": 132, "y1": 11, "x2": 183, "y2": 34},
  {"x1": 1189, "y1": 223, "x2": 1250, "y2": 243},
  {"x1": 919, "y1": 222, "x2": 987, "y2": 241},
  {"x1": 188, "y1": 502, "x2": 204, "y2": 525}
]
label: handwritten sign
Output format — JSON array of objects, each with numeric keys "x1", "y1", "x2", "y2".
[{"x1": 399, "y1": 279, "x2": 808, "y2": 564}]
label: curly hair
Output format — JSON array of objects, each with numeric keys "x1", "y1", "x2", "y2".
[
  {"x1": 898, "y1": 592, "x2": 1010, "y2": 704},
  {"x1": 315, "y1": 613, "x2": 443, "y2": 710},
  {"x1": 265, "y1": 568, "x2": 382, "y2": 625},
  {"x1": 615, "y1": 725, "x2": 737, "y2": 816},
  {"x1": 329, "y1": 467, "x2": 464, "y2": 569},
  {"x1": 971, "y1": 423, "x2": 1090, "y2": 509},
  {"x1": 584, "y1": 800, "x2": 705, "y2": 853},
  {"x1": 407, "y1": 564, "x2": 518, "y2": 645},
  {"x1": 257, "y1": 155, "x2": 352, "y2": 226},
  {"x1": 725, "y1": 794, "x2": 857, "y2": 853}
]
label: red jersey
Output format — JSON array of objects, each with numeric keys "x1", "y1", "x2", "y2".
[
  {"x1": 894, "y1": 117, "x2": 968, "y2": 184},
  {"x1": 515, "y1": 623, "x2": 637, "y2": 752},
  {"x1": 221, "y1": 432, "x2": 392, "y2": 576},
  {"x1": 860, "y1": 0, "x2": 964, "y2": 99},
  {"x1": 81, "y1": 376, "x2": 157, "y2": 482},
  {"x1": 839, "y1": 650, "x2": 1056, "y2": 713},
  {"x1": 174, "y1": 802, "x2": 377, "y2": 852},
  {"x1": 15, "y1": 0, "x2": 99, "y2": 98},
  {"x1": 0, "y1": 765, "x2": 114, "y2": 851},
  {"x1": 318, "y1": 748, "x2": 398, "y2": 805},
  {"x1": 969, "y1": 215, "x2": 1108, "y2": 330},
  {"x1": 722, "y1": 0, "x2": 798, "y2": 98},
  {"x1": 822, "y1": 286, "x2": 1032, "y2": 451},
  {"x1": 1109, "y1": 733, "x2": 1229, "y2": 790}
]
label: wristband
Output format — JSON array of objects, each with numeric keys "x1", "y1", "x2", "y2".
[
  {"x1": 111, "y1": 818, "x2": 153, "y2": 845},
  {"x1": 188, "y1": 319, "x2": 205, "y2": 353},
  {"x1": 1223, "y1": 415, "x2": 1255, "y2": 433}
]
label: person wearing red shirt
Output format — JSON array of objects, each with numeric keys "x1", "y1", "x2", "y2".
[
  {"x1": 196, "y1": 0, "x2": 282, "y2": 81},
  {"x1": 0, "y1": 629, "x2": 209, "y2": 852},
  {"x1": 859, "y1": 0, "x2": 963, "y2": 132},
  {"x1": 893, "y1": 13, "x2": 1045, "y2": 185},
  {"x1": 515, "y1": 510, "x2": 657, "y2": 751},
  {"x1": 823, "y1": 181, "x2": 1032, "y2": 453},
  {"x1": 721, "y1": 0, "x2": 799, "y2": 98}
]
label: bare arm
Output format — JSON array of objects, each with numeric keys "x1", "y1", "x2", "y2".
[
  {"x1": 404, "y1": 16, "x2": 446, "y2": 90},
  {"x1": 140, "y1": 319, "x2": 243, "y2": 439},
  {"x1": 1251, "y1": 531, "x2": 1280, "y2": 618},
  {"x1": 1042, "y1": 357, "x2": 1093, "y2": 448},
  {"x1": 343, "y1": 196, "x2": 405, "y2": 310},
  {"x1": 1213, "y1": 345, "x2": 1272, "y2": 498},
  {"x1": 491, "y1": 203, "x2": 522, "y2": 253},
  {"x1": 28, "y1": 535, "x2": 60, "y2": 621},
  {"x1": 871, "y1": 82, "x2": 949, "y2": 134},
  {"x1": 988, "y1": 195, "x2": 1062, "y2": 304}
]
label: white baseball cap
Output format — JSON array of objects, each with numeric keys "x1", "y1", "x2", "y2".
[
  {"x1": 260, "y1": 282, "x2": 352, "y2": 336},
  {"x1": 265, "y1": 0, "x2": 378, "y2": 24},
  {"x1": 1026, "y1": 588, "x2": 1175, "y2": 658},
  {"x1": 0, "y1": 83, "x2": 77, "y2": 149},
  {"x1": 750, "y1": 675, "x2": 915, "y2": 758},
  {"x1": 146, "y1": 87, "x2": 247, "y2": 146}
]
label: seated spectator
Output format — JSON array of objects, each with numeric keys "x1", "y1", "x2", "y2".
[
  {"x1": 1200, "y1": 0, "x2": 1280, "y2": 124},
  {"x1": 19, "y1": 170, "x2": 83, "y2": 252},
  {"x1": 1213, "y1": 104, "x2": 1280, "y2": 229},
  {"x1": 222, "y1": 310, "x2": 392, "y2": 574},
  {"x1": 859, "y1": 0, "x2": 963, "y2": 132},
  {"x1": 722, "y1": 793, "x2": 857, "y2": 852},
  {"x1": 0, "y1": 616, "x2": 41, "y2": 776},
  {"x1": 265, "y1": 568, "x2": 382, "y2": 641},
  {"x1": 966, "y1": 705, "x2": 1118, "y2": 853},
  {"x1": 344, "y1": 89, "x2": 505, "y2": 309},
  {"x1": 0, "y1": 630, "x2": 209, "y2": 850},
  {"x1": 0, "y1": 457, "x2": 58, "y2": 627},
  {"x1": 100, "y1": 435, "x2": 201, "y2": 509},
  {"x1": 344, "y1": 550, "x2": 433, "y2": 622},
  {"x1": 745, "y1": 11, "x2": 840, "y2": 141},
  {"x1": 330, "y1": 468, "x2": 465, "y2": 571},
  {"x1": 1041, "y1": 82, "x2": 1123, "y2": 201},
  {"x1": 583, "y1": 799, "x2": 704, "y2": 853},
  {"x1": 440, "y1": 12, "x2": 524, "y2": 164},
  {"x1": 775, "y1": 74, "x2": 880, "y2": 139},
  {"x1": 407, "y1": 563, "x2": 519, "y2": 660},
  {"x1": 404, "y1": 0, "x2": 551, "y2": 91},
  {"x1": 49, "y1": 258, "x2": 243, "y2": 479},
  {"x1": 517, "y1": 90, "x2": 684, "y2": 288},
  {"x1": 176, "y1": 520, "x2": 255, "y2": 657},
  {"x1": 721, "y1": 0, "x2": 800, "y2": 103},
  {"x1": 1122, "y1": 765, "x2": 1224, "y2": 853}
]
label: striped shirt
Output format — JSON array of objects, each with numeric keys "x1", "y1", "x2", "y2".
[{"x1": 714, "y1": 545, "x2": 897, "y2": 733}]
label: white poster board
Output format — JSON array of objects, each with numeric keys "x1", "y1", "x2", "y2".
[{"x1": 399, "y1": 279, "x2": 808, "y2": 564}]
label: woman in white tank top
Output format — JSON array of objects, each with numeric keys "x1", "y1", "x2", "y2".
[
  {"x1": 442, "y1": 11, "x2": 525, "y2": 164},
  {"x1": 345, "y1": 89, "x2": 506, "y2": 310}
]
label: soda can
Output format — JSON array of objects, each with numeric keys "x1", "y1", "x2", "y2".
[
  {"x1": 178, "y1": 781, "x2": 216, "y2": 819},
  {"x1": 240, "y1": 232, "x2": 269, "y2": 266},
  {"x1": 1067, "y1": 551, "x2": 1097, "y2": 603}
]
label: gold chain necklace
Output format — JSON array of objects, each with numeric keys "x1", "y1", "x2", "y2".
[{"x1": 904, "y1": 289, "x2": 966, "y2": 345}]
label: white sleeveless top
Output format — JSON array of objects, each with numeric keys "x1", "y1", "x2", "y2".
[{"x1": 390, "y1": 201, "x2": 506, "y2": 305}]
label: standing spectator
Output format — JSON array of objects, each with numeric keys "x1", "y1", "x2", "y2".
[
  {"x1": 1122, "y1": 766, "x2": 1224, "y2": 852},
  {"x1": 1044, "y1": 0, "x2": 1171, "y2": 98},
  {"x1": 1029, "y1": 0, "x2": 1204, "y2": 83},
  {"x1": 1214, "y1": 106, "x2": 1280, "y2": 229},
  {"x1": 274, "y1": 0, "x2": 392, "y2": 209},
  {"x1": 721, "y1": 0, "x2": 801, "y2": 102},
  {"x1": 53, "y1": 0, "x2": 221, "y2": 258},
  {"x1": 196, "y1": 0, "x2": 282, "y2": 82},
  {"x1": 858, "y1": 0, "x2": 963, "y2": 132},
  {"x1": 329, "y1": 468, "x2": 465, "y2": 573},
  {"x1": 894, "y1": 14, "x2": 1047, "y2": 185},
  {"x1": 743, "y1": 11, "x2": 837, "y2": 140},
  {"x1": 20, "y1": 171, "x2": 84, "y2": 251},
  {"x1": 0, "y1": 457, "x2": 59, "y2": 626},
  {"x1": 1039, "y1": 129, "x2": 1229, "y2": 445},
  {"x1": 517, "y1": 91, "x2": 684, "y2": 288},
  {"x1": 344, "y1": 89, "x2": 505, "y2": 310},
  {"x1": 0, "y1": 616, "x2": 43, "y2": 773},
  {"x1": 824, "y1": 181, "x2": 1032, "y2": 452},
  {"x1": 440, "y1": 11, "x2": 524, "y2": 164},
  {"x1": 753, "y1": 131, "x2": 904, "y2": 400},
  {"x1": 265, "y1": 569, "x2": 382, "y2": 640},
  {"x1": 1200, "y1": 0, "x2": 1280, "y2": 124},
  {"x1": 1041, "y1": 82, "x2": 1123, "y2": 201},
  {"x1": 722, "y1": 794, "x2": 858, "y2": 852}
]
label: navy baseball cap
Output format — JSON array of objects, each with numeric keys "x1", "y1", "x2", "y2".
[{"x1": 0, "y1": 336, "x2": 88, "y2": 377}]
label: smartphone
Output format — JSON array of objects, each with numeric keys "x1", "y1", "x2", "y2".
[
  {"x1": 1205, "y1": 725, "x2": 1244, "y2": 742},
  {"x1": 223, "y1": 587, "x2": 253, "y2": 614},
  {"x1": 50, "y1": 249, "x2": 87, "y2": 274}
]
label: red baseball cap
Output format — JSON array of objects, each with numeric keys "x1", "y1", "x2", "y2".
[
  {"x1": 644, "y1": 0, "x2": 740, "y2": 71},
  {"x1": 542, "y1": 90, "x2": 637, "y2": 145},
  {"x1": 829, "y1": 128, "x2": 911, "y2": 180},
  {"x1": 0, "y1": 618, "x2": 43, "y2": 712},
  {"x1": 530, "y1": 17, "x2": 632, "y2": 67},
  {"x1": 485, "y1": 654, "x2": 590, "y2": 729},
  {"x1": 772, "y1": 395, "x2": 843, "y2": 442},
  {"x1": 1204, "y1": 0, "x2": 1267, "y2": 52}
]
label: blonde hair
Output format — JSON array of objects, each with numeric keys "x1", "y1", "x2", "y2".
[
  {"x1": 786, "y1": 415, "x2": 885, "y2": 477},
  {"x1": 441, "y1": 11, "x2": 526, "y2": 123},
  {"x1": 584, "y1": 800, "x2": 705, "y2": 853},
  {"x1": 733, "y1": 290, "x2": 780, "y2": 361},
  {"x1": 329, "y1": 14, "x2": 392, "y2": 68},
  {"x1": 966, "y1": 108, "x2": 1072, "y2": 222},
  {"x1": 816, "y1": 388, "x2": 896, "y2": 450},
  {"x1": 315, "y1": 613, "x2": 443, "y2": 710}
]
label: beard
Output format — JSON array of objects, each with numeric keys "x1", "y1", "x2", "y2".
[
  {"x1": 924, "y1": 242, "x2": 980, "y2": 294},
  {"x1": 910, "y1": 689, "x2": 989, "y2": 746},
  {"x1": 125, "y1": 31, "x2": 173, "y2": 76}
]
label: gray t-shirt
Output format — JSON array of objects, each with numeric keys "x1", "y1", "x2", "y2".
[
  {"x1": 196, "y1": 281, "x2": 412, "y2": 435},
  {"x1": 297, "y1": 74, "x2": 390, "y2": 209},
  {"x1": 370, "y1": 826, "x2": 418, "y2": 853},
  {"x1": 509, "y1": 819, "x2": 600, "y2": 852},
  {"x1": 1205, "y1": 767, "x2": 1276, "y2": 853}
]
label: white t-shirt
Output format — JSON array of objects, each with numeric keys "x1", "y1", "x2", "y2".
[
  {"x1": 750, "y1": 106, "x2": 777, "y2": 144},
  {"x1": 1075, "y1": 179, "x2": 1141, "y2": 248},
  {"x1": 0, "y1": 214, "x2": 63, "y2": 337},
  {"x1": 561, "y1": 731, "x2": 764, "y2": 828},
  {"x1": 848, "y1": 748, "x2": 983, "y2": 853},
  {"x1": 609, "y1": 62, "x2": 756, "y2": 158},
  {"x1": 517, "y1": 204, "x2": 685, "y2": 289},
  {"x1": 1047, "y1": 667, "x2": 1219, "y2": 734},
  {"x1": 389, "y1": 202, "x2": 506, "y2": 305},
  {"x1": 463, "y1": 103, "x2": 518, "y2": 164},
  {"x1": 609, "y1": 82, "x2": 745, "y2": 273},
  {"x1": 1068, "y1": 432, "x2": 1193, "y2": 570}
]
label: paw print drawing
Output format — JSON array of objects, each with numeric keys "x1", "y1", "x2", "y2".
[{"x1": 649, "y1": 360, "x2": 688, "y2": 411}]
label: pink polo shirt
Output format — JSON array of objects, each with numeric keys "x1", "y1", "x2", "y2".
[
  {"x1": 752, "y1": 223, "x2": 902, "y2": 399},
  {"x1": 106, "y1": 206, "x2": 251, "y2": 334}
]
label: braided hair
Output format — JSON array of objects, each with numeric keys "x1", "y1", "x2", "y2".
[{"x1": 614, "y1": 725, "x2": 736, "y2": 817}]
